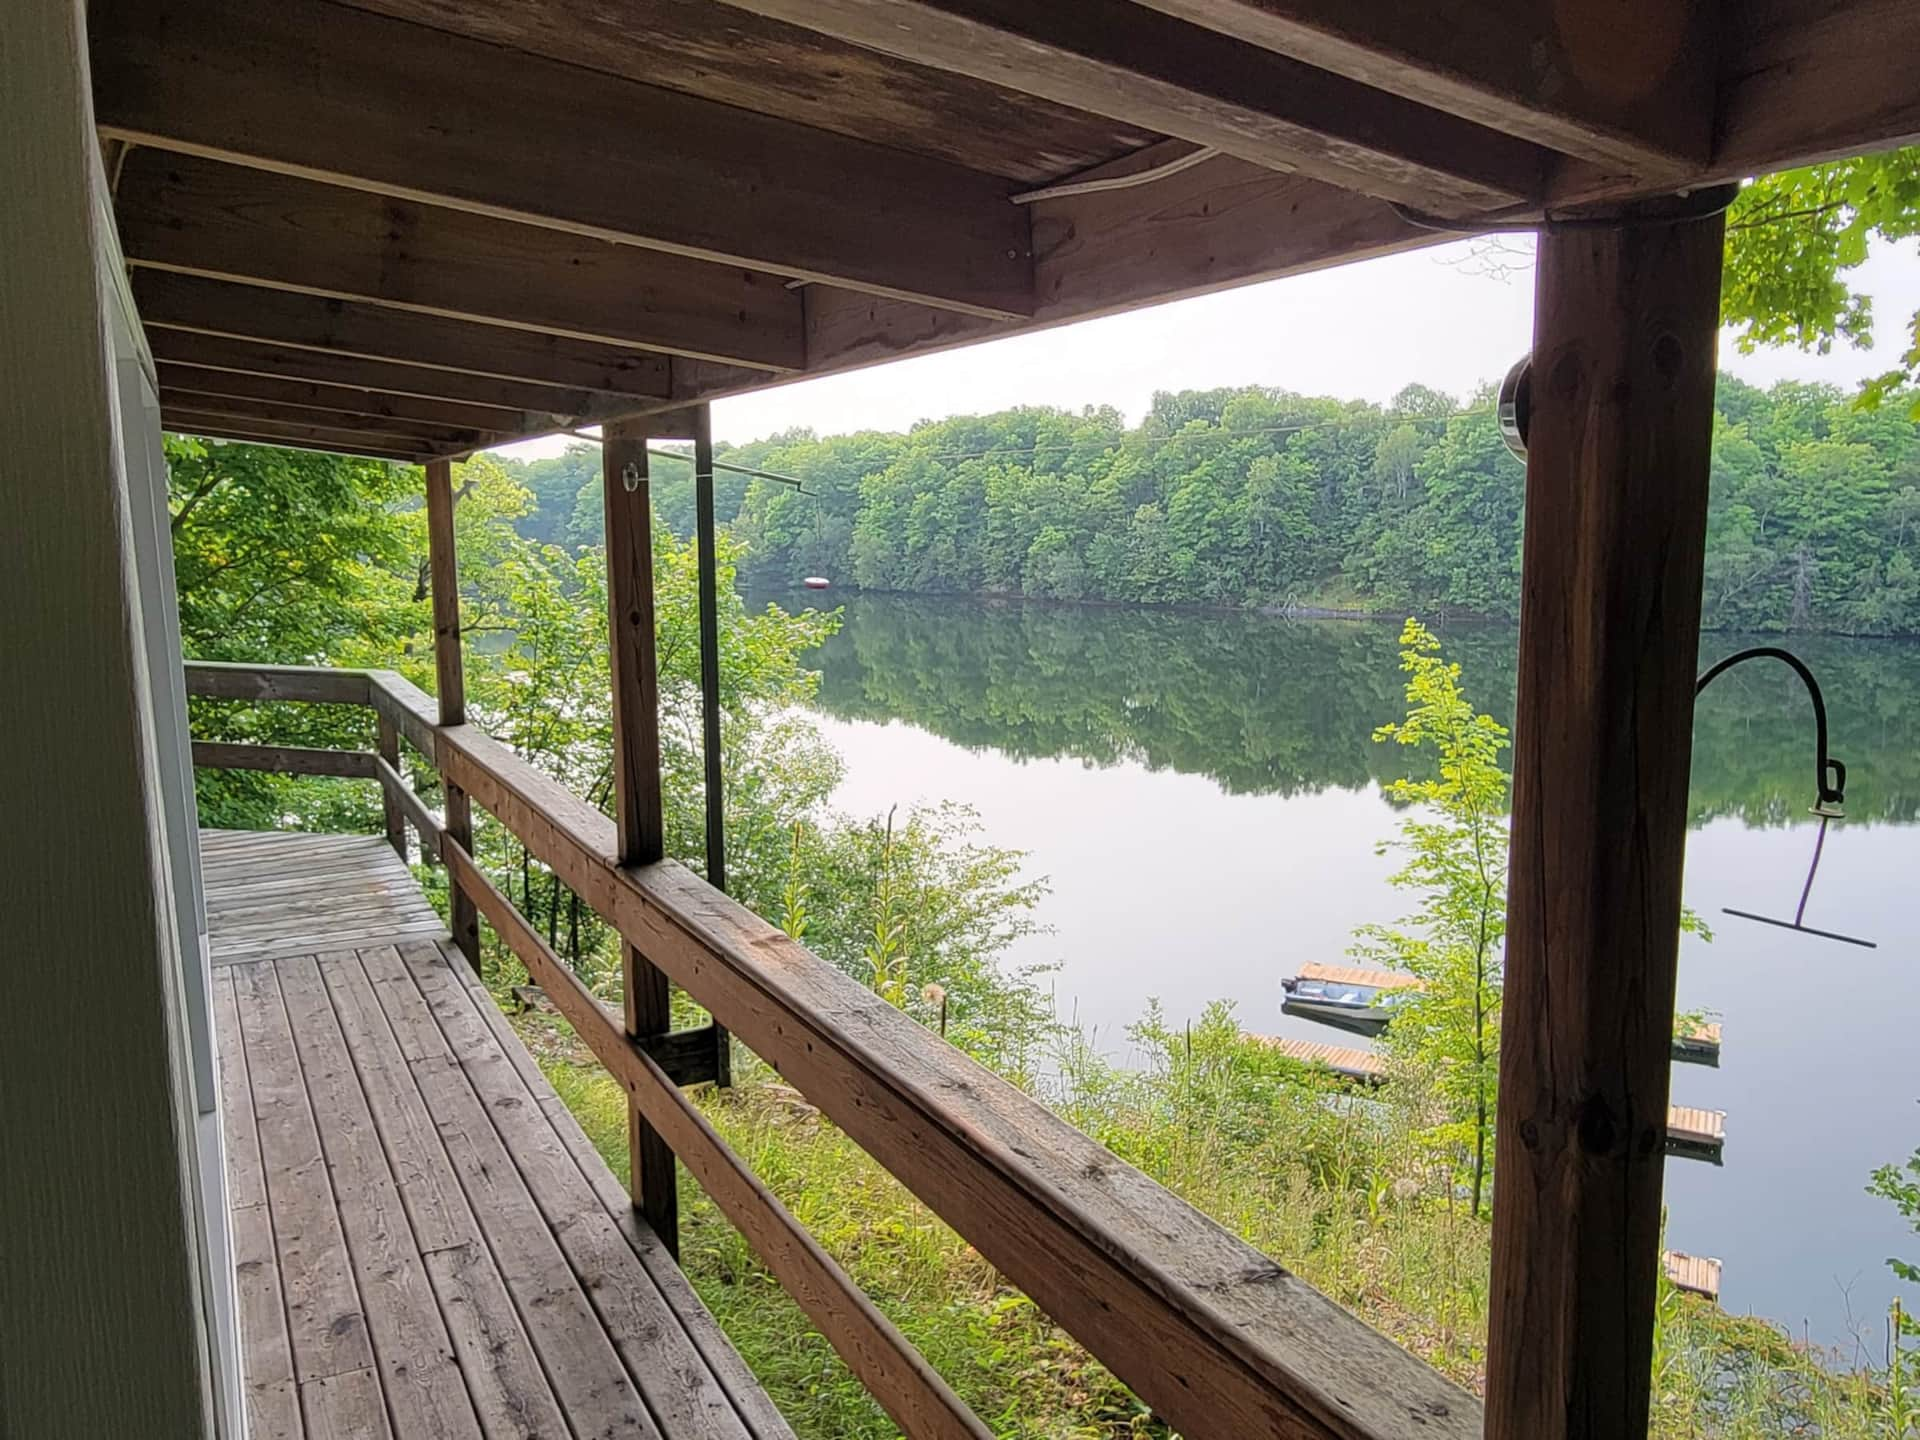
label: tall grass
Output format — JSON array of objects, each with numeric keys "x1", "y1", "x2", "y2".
[{"x1": 518, "y1": 1004, "x2": 1905, "y2": 1439}]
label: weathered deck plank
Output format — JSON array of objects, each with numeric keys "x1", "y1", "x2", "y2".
[
  {"x1": 204, "y1": 828, "x2": 792, "y2": 1440},
  {"x1": 368, "y1": 950, "x2": 662, "y2": 1440},
  {"x1": 203, "y1": 828, "x2": 441, "y2": 963},
  {"x1": 397, "y1": 940, "x2": 758, "y2": 1440},
  {"x1": 279, "y1": 953, "x2": 482, "y2": 1440},
  {"x1": 231, "y1": 958, "x2": 376, "y2": 1385}
]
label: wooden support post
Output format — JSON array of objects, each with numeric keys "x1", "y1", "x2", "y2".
[
  {"x1": 425, "y1": 457, "x2": 480, "y2": 971},
  {"x1": 376, "y1": 714, "x2": 407, "y2": 859},
  {"x1": 603, "y1": 416, "x2": 679, "y2": 1253},
  {"x1": 692, "y1": 403, "x2": 734, "y2": 1088},
  {"x1": 1485, "y1": 200, "x2": 1727, "y2": 1440}
]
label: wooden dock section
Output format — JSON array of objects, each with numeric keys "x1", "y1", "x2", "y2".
[
  {"x1": 1263, "y1": 1035, "x2": 1389, "y2": 1083},
  {"x1": 1254, "y1": 1032, "x2": 1727, "y2": 1163},
  {"x1": 1294, "y1": 961, "x2": 1420, "y2": 991},
  {"x1": 1664, "y1": 1105, "x2": 1728, "y2": 1165},
  {"x1": 1672, "y1": 1020, "x2": 1723, "y2": 1067},
  {"x1": 1287, "y1": 963, "x2": 1723, "y2": 1066},
  {"x1": 1662, "y1": 1251, "x2": 1723, "y2": 1301},
  {"x1": 205, "y1": 829, "x2": 791, "y2": 1440}
]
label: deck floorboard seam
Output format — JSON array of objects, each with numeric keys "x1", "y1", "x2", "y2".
[
  {"x1": 406, "y1": 940, "x2": 784, "y2": 1440},
  {"x1": 456, "y1": 949, "x2": 795, "y2": 1440}
]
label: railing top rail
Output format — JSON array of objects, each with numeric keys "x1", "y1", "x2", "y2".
[
  {"x1": 180, "y1": 659, "x2": 1482, "y2": 1440},
  {"x1": 183, "y1": 659, "x2": 371, "y2": 706}
]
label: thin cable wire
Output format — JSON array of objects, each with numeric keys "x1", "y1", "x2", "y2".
[
  {"x1": 1010, "y1": 145, "x2": 1221, "y2": 205},
  {"x1": 1390, "y1": 182, "x2": 1743, "y2": 236},
  {"x1": 559, "y1": 428, "x2": 817, "y2": 493}
]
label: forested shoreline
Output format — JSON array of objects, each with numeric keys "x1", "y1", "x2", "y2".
[{"x1": 506, "y1": 374, "x2": 1920, "y2": 635}]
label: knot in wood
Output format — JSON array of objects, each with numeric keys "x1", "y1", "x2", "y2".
[{"x1": 1575, "y1": 1094, "x2": 1618, "y2": 1154}]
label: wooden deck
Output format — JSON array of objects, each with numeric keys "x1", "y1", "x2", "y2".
[{"x1": 206, "y1": 828, "x2": 792, "y2": 1440}]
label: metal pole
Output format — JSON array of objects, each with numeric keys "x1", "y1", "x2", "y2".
[{"x1": 692, "y1": 403, "x2": 733, "y2": 1087}]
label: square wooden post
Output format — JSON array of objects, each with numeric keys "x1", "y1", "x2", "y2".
[
  {"x1": 1485, "y1": 199, "x2": 1726, "y2": 1440},
  {"x1": 376, "y1": 714, "x2": 407, "y2": 859},
  {"x1": 602, "y1": 416, "x2": 679, "y2": 1253},
  {"x1": 425, "y1": 457, "x2": 480, "y2": 971}
]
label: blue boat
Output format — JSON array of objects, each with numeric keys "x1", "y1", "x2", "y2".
[{"x1": 1279, "y1": 964, "x2": 1414, "y2": 1038}]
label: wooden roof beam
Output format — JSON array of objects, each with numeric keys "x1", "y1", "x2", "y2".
[
  {"x1": 1122, "y1": 0, "x2": 1714, "y2": 175},
  {"x1": 319, "y1": 0, "x2": 1156, "y2": 185},
  {"x1": 1714, "y1": 0, "x2": 1920, "y2": 177},
  {"x1": 159, "y1": 414, "x2": 440, "y2": 463},
  {"x1": 156, "y1": 389, "x2": 506, "y2": 450},
  {"x1": 132, "y1": 272, "x2": 673, "y2": 402},
  {"x1": 161, "y1": 407, "x2": 477, "y2": 455},
  {"x1": 687, "y1": 154, "x2": 1440, "y2": 404},
  {"x1": 155, "y1": 364, "x2": 535, "y2": 436},
  {"x1": 146, "y1": 330, "x2": 624, "y2": 422},
  {"x1": 114, "y1": 151, "x2": 806, "y2": 373},
  {"x1": 713, "y1": 0, "x2": 1546, "y2": 211},
  {"x1": 1549, "y1": 0, "x2": 1920, "y2": 207},
  {"x1": 91, "y1": 0, "x2": 1034, "y2": 319}
]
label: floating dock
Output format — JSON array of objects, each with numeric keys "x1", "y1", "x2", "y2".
[
  {"x1": 1254, "y1": 1033, "x2": 1726, "y2": 1163},
  {"x1": 1664, "y1": 1105, "x2": 1727, "y2": 1165},
  {"x1": 1262, "y1": 1034, "x2": 1389, "y2": 1083},
  {"x1": 1661, "y1": 1250, "x2": 1724, "y2": 1301},
  {"x1": 1293, "y1": 962, "x2": 1418, "y2": 991},
  {"x1": 1671, "y1": 1020, "x2": 1722, "y2": 1067},
  {"x1": 1282, "y1": 963, "x2": 1723, "y2": 1065}
]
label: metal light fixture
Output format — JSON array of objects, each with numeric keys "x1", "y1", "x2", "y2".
[
  {"x1": 1497, "y1": 353, "x2": 1532, "y2": 462},
  {"x1": 1695, "y1": 647, "x2": 1876, "y2": 948}
]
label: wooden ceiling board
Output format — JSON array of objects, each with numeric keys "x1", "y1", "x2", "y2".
[{"x1": 316, "y1": 0, "x2": 1160, "y2": 184}]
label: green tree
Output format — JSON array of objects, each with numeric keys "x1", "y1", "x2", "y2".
[
  {"x1": 169, "y1": 434, "x2": 415, "y2": 663},
  {"x1": 487, "y1": 378, "x2": 1920, "y2": 634},
  {"x1": 171, "y1": 435, "x2": 1050, "y2": 1051},
  {"x1": 782, "y1": 802, "x2": 1053, "y2": 1080},
  {"x1": 1723, "y1": 148, "x2": 1920, "y2": 412},
  {"x1": 170, "y1": 435, "x2": 419, "y2": 830},
  {"x1": 1353, "y1": 619, "x2": 1509, "y2": 1219},
  {"x1": 1870, "y1": 1131, "x2": 1920, "y2": 1289}
]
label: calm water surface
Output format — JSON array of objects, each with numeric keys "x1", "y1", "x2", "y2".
[{"x1": 776, "y1": 589, "x2": 1920, "y2": 1350}]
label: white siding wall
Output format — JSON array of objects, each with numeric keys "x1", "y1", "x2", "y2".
[{"x1": 0, "y1": 2, "x2": 230, "y2": 1435}]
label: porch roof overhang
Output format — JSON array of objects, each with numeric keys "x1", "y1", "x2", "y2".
[{"x1": 89, "y1": 0, "x2": 1920, "y2": 461}]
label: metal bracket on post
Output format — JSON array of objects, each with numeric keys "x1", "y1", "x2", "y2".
[{"x1": 639, "y1": 1026, "x2": 729, "y2": 1087}]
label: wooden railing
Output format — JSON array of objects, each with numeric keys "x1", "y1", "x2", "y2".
[{"x1": 186, "y1": 659, "x2": 1481, "y2": 1440}]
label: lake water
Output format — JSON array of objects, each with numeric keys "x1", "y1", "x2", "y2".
[{"x1": 776, "y1": 588, "x2": 1920, "y2": 1353}]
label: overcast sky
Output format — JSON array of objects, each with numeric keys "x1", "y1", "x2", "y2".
[{"x1": 496, "y1": 234, "x2": 1920, "y2": 459}]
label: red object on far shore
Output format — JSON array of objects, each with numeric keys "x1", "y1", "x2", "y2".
[{"x1": 803, "y1": 576, "x2": 831, "y2": 589}]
